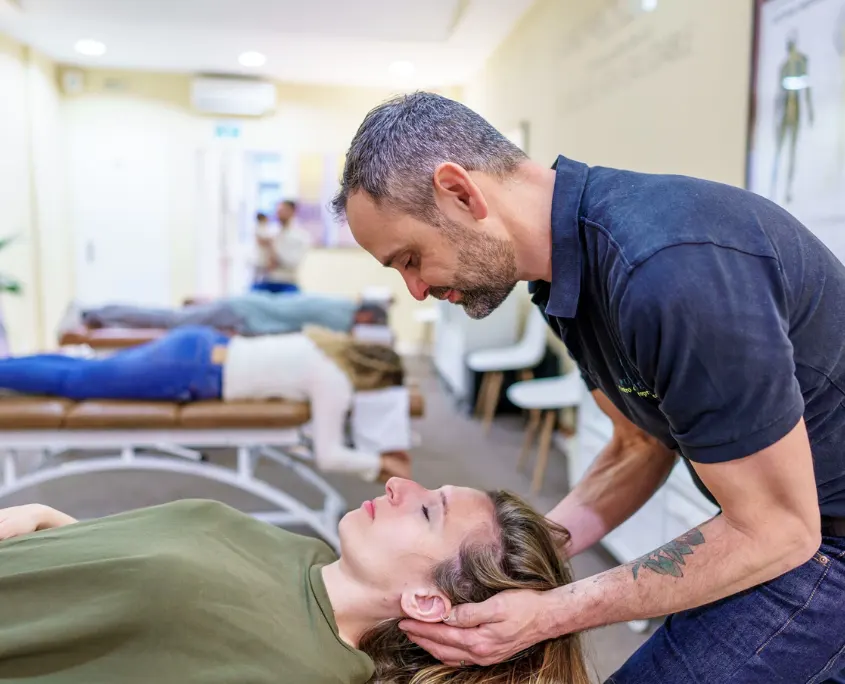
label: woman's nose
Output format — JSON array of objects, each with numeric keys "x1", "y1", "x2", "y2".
[{"x1": 385, "y1": 477, "x2": 415, "y2": 505}]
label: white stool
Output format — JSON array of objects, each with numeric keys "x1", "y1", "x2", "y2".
[
  {"x1": 414, "y1": 306, "x2": 439, "y2": 356},
  {"x1": 506, "y1": 372, "x2": 585, "y2": 493},
  {"x1": 467, "y1": 307, "x2": 549, "y2": 433}
]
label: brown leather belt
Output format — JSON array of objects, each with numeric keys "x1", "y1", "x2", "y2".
[{"x1": 822, "y1": 516, "x2": 845, "y2": 537}]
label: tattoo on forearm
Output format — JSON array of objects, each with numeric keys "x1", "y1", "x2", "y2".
[{"x1": 631, "y1": 528, "x2": 706, "y2": 580}]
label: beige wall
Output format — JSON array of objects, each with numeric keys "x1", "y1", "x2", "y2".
[
  {"x1": 0, "y1": 35, "x2": 67, "y2": 353},
  {"x1": 466, "y1": 0, "x2": 753, "y2": 182},
  {"x1": 464, "y1": 0, "x2": 755, "y2": 359},
  {"x1": 57, "y1": 70, "x2": 460, "y2": 349}
]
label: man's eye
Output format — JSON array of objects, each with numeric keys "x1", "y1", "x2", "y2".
[{"x1": 422, "y1": 505, "x2": 430, "y2": 521}]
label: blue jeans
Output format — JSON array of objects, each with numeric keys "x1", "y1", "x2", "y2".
[
  {"x1": 608, "y1": 534, "x2": 845, "y2": 683},
  {"x1": 0, "y1": 326, "x2": 229, "y2": 402},
  {"x1": 251, "y1": 281, "x2": 299, "y2": 294}
]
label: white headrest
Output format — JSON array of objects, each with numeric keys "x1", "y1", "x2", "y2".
[
  {"x1": 361, "y1": 286, "x2": 394, "y2": 305},
  {"x1": 352, "y1": 386, "x2": 411, "y2": 453},
  {"x1": 351, "y1": 324, "x2": 394, "y2": 346}
]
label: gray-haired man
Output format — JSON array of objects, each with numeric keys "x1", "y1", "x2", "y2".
[{"x1": 332, "y1": 92, "x2": 845, "y2": 683}]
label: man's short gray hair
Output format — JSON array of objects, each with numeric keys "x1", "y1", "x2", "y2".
[{"x1": 332, "y1": 92, "x2": 528, "y2": 225}]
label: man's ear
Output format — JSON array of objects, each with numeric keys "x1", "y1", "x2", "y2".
[
  {"x1": 432, "y1": 162, "x2": 488, "y2": 221},
  {"x1": 400, "y1": 588, "x2": 453, "y2": 623}
]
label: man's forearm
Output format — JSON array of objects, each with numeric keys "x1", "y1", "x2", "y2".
[
  {"x1": 548, "y1": 435, "x2": 675, "y2": 555},
  {"x1": 546, "y1": 513, "x2": 817, "y2": 635}
]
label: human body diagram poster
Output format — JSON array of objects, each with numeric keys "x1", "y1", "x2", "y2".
[{"x1": 748, "y1": 0, "x2": 845, "y2": 261}]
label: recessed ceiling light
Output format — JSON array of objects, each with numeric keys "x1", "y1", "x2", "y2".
[
  {"x1": 74, "y1": 39, "x2": 106, "y2": 57},
  {"x1": 239, "y1": 51, "x2": 267, "y2": 68},
  {"x1": 388, "y1": 60, "x2": 416, "y2": 79},
  {"x1": 641, "y1": 0, "x2": 658, "y2": 11}
]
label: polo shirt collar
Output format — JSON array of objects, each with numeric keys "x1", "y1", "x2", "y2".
[{"x1": 540, "y1": 155, "x2": 590, "y2": 319}]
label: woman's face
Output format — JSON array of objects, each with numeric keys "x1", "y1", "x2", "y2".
[{"x1": 338, "y1": 479, "x2": 497, "y2": 597}]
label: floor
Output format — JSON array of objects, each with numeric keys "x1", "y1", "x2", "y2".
[{"x1": 2, "y1": 357, "x2": 652, "y2": 682}]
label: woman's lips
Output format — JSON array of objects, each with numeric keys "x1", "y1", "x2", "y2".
[{"x1": 363, "y1": 500, "x2": 375, "y2": 519}]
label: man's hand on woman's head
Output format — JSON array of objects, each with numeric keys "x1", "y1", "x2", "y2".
[
  {"x1": 398, "y1": 588, "x2": 559, "y2": 667},
  {"x1": 0, "y1": 504, "x2": 77, "y2": 541}
]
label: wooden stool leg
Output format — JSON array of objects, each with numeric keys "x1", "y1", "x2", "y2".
[
  {"x1": 474, "y1": 373, "x2": 490, "y2": 417},
  {"x1": 532, "y1": 410, "x2": 557, "y2": 494},
  {"x1": 518, "y1": 409, "x2": 541, "y2": 471},
  {"x1": 517, "y1": 369, "x2": 534, "y2": 418},
  {"x1": 482, "y1": 371, "x2": 504, "y2": 434}
]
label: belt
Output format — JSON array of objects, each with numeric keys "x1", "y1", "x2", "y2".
[{"x1": 821, "y1": 516, "x2": 845, "y2": 537}]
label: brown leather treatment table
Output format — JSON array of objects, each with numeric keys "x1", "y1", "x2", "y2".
[
  {"x1": 0, "y1": 389, "x2": 425, "y2": 551},
  {"x1": 59, "y1": 326, "x2": 170, "y2": 350}
]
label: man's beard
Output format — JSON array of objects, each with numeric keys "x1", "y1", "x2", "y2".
[{"x1": 429, "y1": 220, "x2": 518, "y2": 320}]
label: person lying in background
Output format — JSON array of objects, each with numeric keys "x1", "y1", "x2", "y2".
[
  {"x1": 252, "y1": 199, "x2": 310, "y2": 294},
  {"x1": 0, "y1": 325, "x2": 408, "y2": 482},
  {"x1": 0, "y1": 484, "x2": 590, "y2": 684},
  {"x1": 76, "y1": 292, "x2": 388, "y2": 337}
]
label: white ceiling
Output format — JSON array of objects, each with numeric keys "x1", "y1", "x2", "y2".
[{"x1": 0, "y1": 0, "x2": 537, "y2": 88}]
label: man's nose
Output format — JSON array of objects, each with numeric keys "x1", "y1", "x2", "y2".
[{"x1": 401, "y1": 271, "x2": 429, "y2": 302}]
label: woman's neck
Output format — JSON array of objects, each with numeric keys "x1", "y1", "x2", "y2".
[{"x1": 321, "y1": 560, "x2": 399, "y2": 648}]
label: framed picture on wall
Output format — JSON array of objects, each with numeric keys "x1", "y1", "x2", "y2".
[
  {"x1": 747, "y1": 0, "x2": 845, "y2": 260},
  {"x1": 296, "y1": 152, "x2": 359, "y2": 249}
]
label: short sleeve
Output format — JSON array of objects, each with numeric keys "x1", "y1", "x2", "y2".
[
  {"x1": 575, "y1": 362, "x2": 597, "y2": 392},
  {"x1": 617, "y1": 244, "x2": 804, "y2": 464}
]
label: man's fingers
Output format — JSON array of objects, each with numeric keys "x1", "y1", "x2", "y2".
[
  {"x1": 397, "y1": 620, "x2": 474, "y2": 648},
  {"x1": 403, "y1": 635, "x2": 475, "y2": 667},
  {"x1": 449, "y1": 598, "x2": 503, "y2": 628}
]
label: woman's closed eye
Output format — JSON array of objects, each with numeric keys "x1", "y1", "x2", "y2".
[{"x1": 421, "y1": 505, "x2": 430, "y2": 521}]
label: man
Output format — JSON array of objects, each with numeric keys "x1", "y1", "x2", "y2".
[
  {"x1": 77, "y1": 294, "x2": 388, "y2": 336},
  {"x1": 252, "y1": 200, "x2": 310, "y2": 294},
  {"x1": 332, "y1": 92, "x2": 845, "y2": 682}
]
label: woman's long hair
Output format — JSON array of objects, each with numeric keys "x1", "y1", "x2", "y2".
[
  {"x1": 358, "y1": 491, "x2": 592, "y2": 684},
  {"x1": 304, "y1": 326, "x2": 404, "y2": 391}
]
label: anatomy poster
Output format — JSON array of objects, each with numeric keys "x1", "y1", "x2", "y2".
[{"x1": 748, "y1": 0, "x2": 845, "y2": 261}]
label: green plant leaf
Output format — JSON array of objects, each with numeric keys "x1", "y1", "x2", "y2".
[
  {"x1": 0, "y1": 275, "x2": 22, "y2": 295},
  {"x1": 0, "y1": 235, "x2": 19, "y2": 252}
]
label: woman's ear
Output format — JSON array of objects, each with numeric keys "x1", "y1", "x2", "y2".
[{"x1": 399, "y1": 588, "x2": 453, "y2": 623}]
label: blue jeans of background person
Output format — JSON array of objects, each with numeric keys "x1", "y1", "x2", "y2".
[
  {"x1": 251, "y1": 281, "x2": 299, "y2": 294},
  {"x1": 0, "y1": 326, "x2": 229, "y2": 402},
  {"x1": 608, "y1": 533, "x2": 845, "y2": 683}
]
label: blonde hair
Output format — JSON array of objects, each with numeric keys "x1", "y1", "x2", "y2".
[
  {"x1": 304, "y1": 326, "x2": 404, "y2": 391},
  {"x1": 358, "y1": 491, "x2": 591, "y2": 684}
]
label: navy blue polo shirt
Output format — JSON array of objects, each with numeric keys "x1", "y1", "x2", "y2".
[{"x1": 531, "y1": 155, "x2": 845, "y2": 518}]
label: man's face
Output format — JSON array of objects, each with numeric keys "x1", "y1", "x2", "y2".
[
  {"x1": 347, "y1": 192, "x2": 518, "y2": 319},
  {"x1": 276, "y1": 202, "x2": 294, "y2": 224}
]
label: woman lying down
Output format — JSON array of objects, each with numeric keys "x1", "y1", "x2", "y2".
[
  {"x1": 0, "y1": 481, "x2": 590, "y2": 683},
  {"x1": 0, "y1": 325, "x2": 409, "y2": 481}
]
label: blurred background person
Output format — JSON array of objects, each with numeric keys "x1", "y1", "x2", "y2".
[{"x1": 252, "y1": 200, "x2": 310, "y2": 294}]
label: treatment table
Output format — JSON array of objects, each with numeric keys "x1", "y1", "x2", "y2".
[{"x1": 0, "y1": 390, "x2": 424, "y2": 551}]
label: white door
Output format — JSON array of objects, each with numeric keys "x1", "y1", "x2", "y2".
[{"x1": 69, "y1": 105, "x2": 172, "y2": 306}]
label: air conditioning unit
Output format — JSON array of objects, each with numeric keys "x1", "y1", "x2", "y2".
[{"x1": 190, "y1": 77, "x2": 277, "y2": 117}]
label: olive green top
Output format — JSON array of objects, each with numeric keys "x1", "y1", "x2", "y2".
[{"x1": 0, "y1": 499, "x2": 375, "y2": 684}]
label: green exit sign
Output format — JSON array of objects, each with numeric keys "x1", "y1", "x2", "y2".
[{"x1": 215, "y1": 122, "x2": 242, "y2": 139}]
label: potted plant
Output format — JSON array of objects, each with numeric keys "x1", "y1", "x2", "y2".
[{"x1": 0, "y1": 236, "x2": 22, "y2": 358}]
